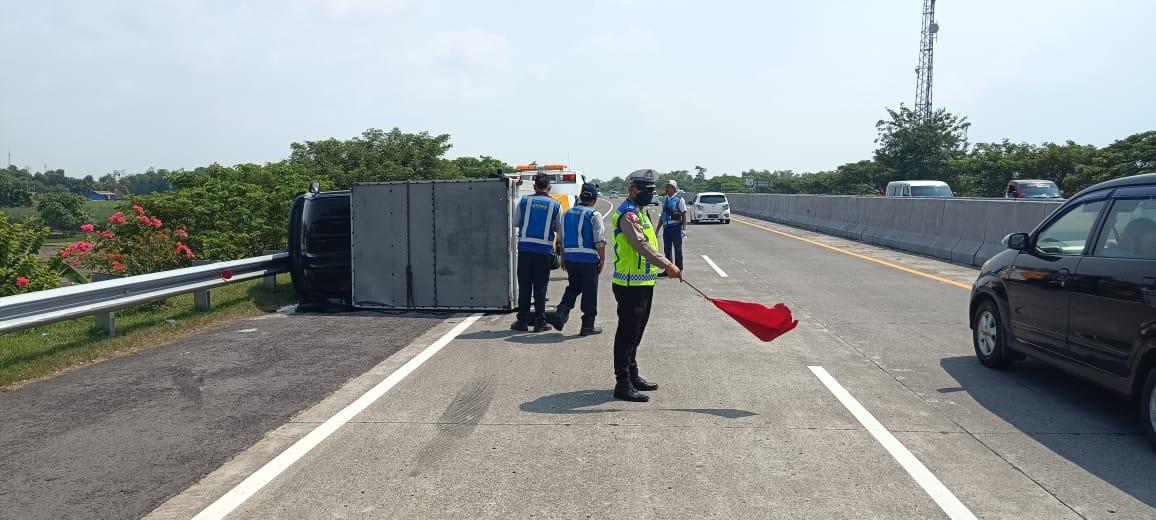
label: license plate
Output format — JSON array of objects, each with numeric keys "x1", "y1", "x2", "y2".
[{"x1": 708, "y1": 214, "x2": 719, "y2": 219}]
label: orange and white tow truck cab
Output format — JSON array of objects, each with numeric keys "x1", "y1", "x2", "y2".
[{"x1": 510, "y1": 164, "x2": 586, "y2": 213}]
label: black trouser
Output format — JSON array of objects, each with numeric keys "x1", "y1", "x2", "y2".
[
  {"x1": 517, "y1": 251, "x2": 552, "y2": 323},
  {"x1": 663, "y1": 224, "x2": 684, "y2": 269},
  {"x1": 612, "y1": 284, "x2": 654, "y2": 380},
  {"x1": 559, "y1": 261, "x2": 599, "y2": 326}
]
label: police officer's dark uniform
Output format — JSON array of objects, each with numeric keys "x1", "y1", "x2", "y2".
[
  {"x1": 610, "y1": 169, "x2": 682, "y2": 402},
  {"x1": 548, "y1": 182, "x2": 607, "y2": 336},
  {"x1": 512, "y1": 174, "x2": 564, "y2": 332}
]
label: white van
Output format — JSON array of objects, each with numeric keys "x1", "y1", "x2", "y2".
[
  {"x1": 884, "y1": 180, "x2": 954, "y2": 198},
  {"x1": 691, "y1": 192, "x2": 731, "y2": 224}
]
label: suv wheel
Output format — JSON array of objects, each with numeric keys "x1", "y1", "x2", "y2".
[
  {"x1": 973, "y1": 300, "x2": 1012, "y2": 368},
  {"x1": 1142, "y1": 366, "x2": 1156, "y2": 450}
]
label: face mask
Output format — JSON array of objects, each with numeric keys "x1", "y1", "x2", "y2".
[{"x1": 634, "y1": 187, "x2": 655, "y2": 206}]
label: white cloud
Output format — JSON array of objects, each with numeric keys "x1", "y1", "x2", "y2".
[
  {"x1": 300, "y1": 0, "x2": 415, "y2": 19},
  {"x1": 388, "y1": 28, "x2": 513, "y2": 102}
]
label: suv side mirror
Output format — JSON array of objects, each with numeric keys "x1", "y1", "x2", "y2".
[{"x1": 1003, "y1": 232, "x2": 1029, "y2": 251}]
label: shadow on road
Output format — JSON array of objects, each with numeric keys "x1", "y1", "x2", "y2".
[
  {"x1": 940, "y1": 355, "x2": 1155, "y2": 509},
  {"x1": 520, "y1": 390, "x2": 757, "y2": 419}
]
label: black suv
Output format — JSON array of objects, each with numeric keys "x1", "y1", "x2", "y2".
[{"x1": 969, "y1": 172, "x2": 1156, "y2": 449}]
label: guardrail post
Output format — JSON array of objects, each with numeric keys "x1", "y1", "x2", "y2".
[
  {"x1": 191, "y1": 260, "x2": 216, "y2": 311},
  {"x1": 95, "y1": 311, "x2": 116, "y2": 336},
  {"x1": 262, "y1": 250, "x2": 278, "y2": 290},
  {"x1": 89, "y1": 273, "x2": 119, "y2": 335}
]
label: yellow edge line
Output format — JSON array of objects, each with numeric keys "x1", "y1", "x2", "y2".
[{"x1": 734, "y1": 217, "x2": 972, "y2": 290}]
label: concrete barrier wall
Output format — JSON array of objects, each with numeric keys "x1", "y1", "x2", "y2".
[{"x1": 728, "y1": 194, "x2": 1063, "y2": 267}]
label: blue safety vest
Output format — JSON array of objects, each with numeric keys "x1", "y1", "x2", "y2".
[
  {"x1": 662, "y1": 195, "x2": 684, "y2": 226},
  {"x1": 516, "y1": 193, "x2": 561, "y2": 255},
  {"x1": 562, "y1": 205, "x2": 599, "y2": 263}
]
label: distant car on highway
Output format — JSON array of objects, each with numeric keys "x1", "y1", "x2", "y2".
[
  {"x1": 691, "y1": 192, "x2": 731, "y2": 224},
  {"x1": 968, "y1": 172, "x2": 1156, "y2": 449},
  {"x1": 1006, "y1": 179, "x2": 1062, "y2": 199},
  {"x1": 885, "y1": 180, "x2": 954, "y2": 198}
]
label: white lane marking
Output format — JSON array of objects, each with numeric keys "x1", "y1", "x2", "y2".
[
  {"x1": 701, "y1": 255, "x2": 728, "y2": 278},
  {"x1": 808, "y1": 366, "x2": 977, "y2": 520},
  {"x1": 192, "y1": 314, "x2": 484, "y2": 520}
]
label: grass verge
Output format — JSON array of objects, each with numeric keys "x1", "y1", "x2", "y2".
[{"x1": 0, "y1": 274, "x2": 298, "y2": 390}]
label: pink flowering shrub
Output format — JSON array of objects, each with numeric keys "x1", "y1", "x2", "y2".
[{"x1": 62, "y1": 205, "x2": 197, "y2": 277}]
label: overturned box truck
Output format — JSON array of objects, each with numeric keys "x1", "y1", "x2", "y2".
[{"x1": 287, "y1": 178, "x2": 521, "y2": 310}]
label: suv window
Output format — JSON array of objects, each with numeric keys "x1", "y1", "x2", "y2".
[
  {"x1": 1034, "y1": 199, "x2": 1106, "y2": 256},
  {"x1": 699, "y1": 195, "x2": 727, "y2": 204},
  {"x1": 1095, "y1": 197, "x2": 1156, "y2": 259},
  {"x1": 910, "y1": 185, "x2": 953, "y2": 197}
]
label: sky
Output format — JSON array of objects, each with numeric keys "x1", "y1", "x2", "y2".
[{"x1": 1, "y1": 0, "x2": 1153, "y2": 180}]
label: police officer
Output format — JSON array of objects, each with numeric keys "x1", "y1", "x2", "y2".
[
  {"x1": 548, "y1": 182, "x2": 606, "y2": 336},
  {"x1": 512, "y1": 174, "x2": 564, "y2": 332},
  {"x1": 610, "y1": 169, "x2": 682, "y2": 402}
]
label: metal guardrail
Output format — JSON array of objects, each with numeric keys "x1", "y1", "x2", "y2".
[{"x1": 0, "y1": 253, "x2": 289, "y2": 335}]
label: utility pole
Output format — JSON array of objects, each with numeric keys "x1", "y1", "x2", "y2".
[{"x1": 915, "y1": 0, "x2": 939, "y2": 122}]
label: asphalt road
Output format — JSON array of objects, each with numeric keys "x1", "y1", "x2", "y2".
[{"x1": 5, "y1": 200, "x2": 1155, "y2": 519}]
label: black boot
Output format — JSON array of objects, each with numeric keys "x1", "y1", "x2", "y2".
[
  {"x1": 548, "y1": 305, "x2": 570, "y2": 331},
  {"x1": 510, "y1": 320, "x2": 528, "y2": 332},
  {"x1": 532, "y1": 317, "x2": 550, "y2": 333},
  {"x1": 613, "y1": 379, "x2": 649, "y2": 402},
  {"x1": 579, "y1": 325, "x2": 602, "y2": 336},
  {"x1": 630, "y1": 369, "x2": 658, "y2": 391}
]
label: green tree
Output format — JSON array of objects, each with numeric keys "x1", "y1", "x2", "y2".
[
  {"x1": 36, "y1": 192, "x2": 91, "y2": 234},
  {"x1": 134, "y1": 162, "x2": 314, "y2": 259},
  {"x1": 833, "y1": 160, "x2": 892, "y2": 195},
  {"x1": 288, "y1": 128, "x2": 456, "y2": 188},
  {"x1": 1072, "y1": 131, "x2": 1156, "y2": 190},
  {"x1": 706, "y1": 175, "x2": 746, "y2": 193},
  {"x1": 0, "y1": 211, "x2": 62, "y2": 295},
  {"x1": 450, "y1": 155, "x2": 514, "y2": 178},
  {"x1": 0, "y1": 170, "x2": 35, "y2": 206},
  {"x1": 875, "y1": 104, "x2": 970, "y2": 180}
]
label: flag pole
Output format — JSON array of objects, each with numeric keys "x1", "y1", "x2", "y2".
[{"x1": 682, "y1": 279, "x2": 709, "y2": 300}]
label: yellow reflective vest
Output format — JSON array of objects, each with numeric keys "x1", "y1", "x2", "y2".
[{"x1": 611, "y1": 201, "x2": 660, "y2": 286}]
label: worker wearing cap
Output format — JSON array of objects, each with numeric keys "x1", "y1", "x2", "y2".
[
  {"x1": 656, "y1": 179, "x2": 688, "y2": 277},
  {"x1": 547, "y1": 182, "x2": 606, "y2": 336},
  {"x1": 512, "y1": 174, "x2": 564, "y2": 332},
  {"x1": 610, "y1": 169, "x2": 683, "y2": 402}
]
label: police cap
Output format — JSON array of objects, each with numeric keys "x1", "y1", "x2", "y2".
[{"x1": 626, "y1": 169, "x2": 658, "y2": 188}]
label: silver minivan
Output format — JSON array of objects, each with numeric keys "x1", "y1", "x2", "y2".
[{"x1": 885, "y1": 180, "x2": 954, "y2": 198}]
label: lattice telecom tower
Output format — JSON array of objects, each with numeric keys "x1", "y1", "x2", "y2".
[{"x1": 914, "y1": 0, "x2": 939, "y2": 121}]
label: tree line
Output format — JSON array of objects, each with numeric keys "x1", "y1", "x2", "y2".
[
  {"x1": 625, "y1": 106, "x2": 1152, "y2": 198},
  {"x1": 5, "y1": 117, "x2": 1154, "y2": 263}
]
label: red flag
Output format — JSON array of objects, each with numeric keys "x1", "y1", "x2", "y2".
[{"x1": 707, "y1": 298, "x2": 798, "y2": 342}]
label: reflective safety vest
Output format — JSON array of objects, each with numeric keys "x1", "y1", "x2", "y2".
[
  {"x1": 517, "y1": 193, "x2": 561, "y2": 255},
  {"x1": 612, "y1": 200, "x2": 659, "y2": 286},
  {"x1": 562, "y1": 205, "x2": 599, "y2": 263},
  {"x1": 662, "y1": 195, "x2": 684, "y2": 226}
]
